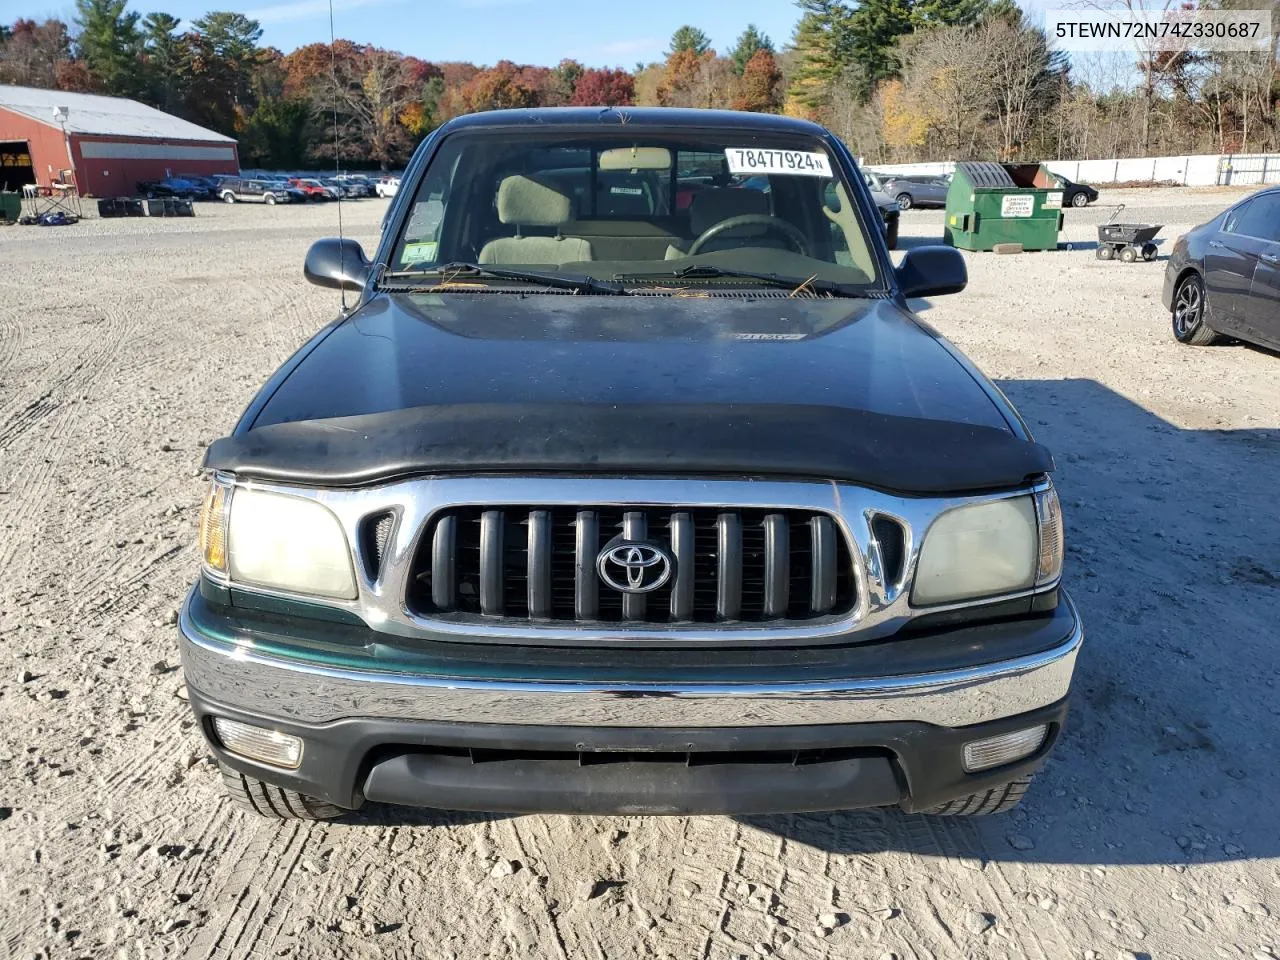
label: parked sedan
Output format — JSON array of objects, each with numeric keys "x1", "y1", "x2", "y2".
[
  {"x1": 1162, "y1": 186, "x2": 1280, "y2": 350},
  {"x1": 1051, "y1": 174, "x2": 1098, "y2": 208},
  {"x1": 867, "y1": 171, "x2": 949, "y2": 210}
]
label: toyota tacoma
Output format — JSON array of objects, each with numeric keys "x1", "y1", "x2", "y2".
[{"x1": 181, "y1": 107, "x2": 1080, "y2": 820}]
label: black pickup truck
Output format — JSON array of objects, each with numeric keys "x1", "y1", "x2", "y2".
[{"x1": 181, "y1": 107, "x2": 1080, "y2": 821}]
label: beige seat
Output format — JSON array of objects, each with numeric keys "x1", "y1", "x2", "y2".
[{"x1": 478, "y1": 175, "x2": 594, "y2": 265}]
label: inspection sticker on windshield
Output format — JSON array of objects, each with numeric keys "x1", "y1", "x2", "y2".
[
  {"x1": 725, "y1": 148, "x2": 831, "y2": 177},
  {"x1": 401, "y1": 241, "x2": 438, "y2": 264}
]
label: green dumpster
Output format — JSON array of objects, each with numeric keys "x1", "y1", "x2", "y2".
[
  {"x1": 0, "y1": 191, "x2": 20, "y2": 224},
  {"x1": 943, "y1": 162, "x2": 1064, "y2": 252}
]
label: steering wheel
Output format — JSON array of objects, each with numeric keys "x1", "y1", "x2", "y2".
[{"x1": 687, "y1": 214, "x2": 811, "y2": 257}]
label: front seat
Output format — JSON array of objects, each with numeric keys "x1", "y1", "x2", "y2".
[{"x1": 478, "y1": 175, "x2": 594, "y2": 265}]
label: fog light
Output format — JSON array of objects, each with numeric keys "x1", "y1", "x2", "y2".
[
  {"x1": 212, "y1": 717, "x2": 303, "y2": 769},
  {"x1": 962, "y1": 725, "x2": 1048, "y2": 772}
]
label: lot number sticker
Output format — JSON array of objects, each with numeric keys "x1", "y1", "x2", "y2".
[
  {"x1": 725, "y1": 148, "x2": 832, "y2": 177},
  {"x1": 1000, "y1": 195, "x2": 1035, "y2": 217}
]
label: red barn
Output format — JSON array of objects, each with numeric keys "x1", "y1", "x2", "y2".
[{"x1": 0, "y1": 84, "x2": 239, "y2": 197}]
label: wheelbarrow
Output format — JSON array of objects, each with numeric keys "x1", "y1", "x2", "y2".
[{"x1": 1096, "y1": 204, "x2": 1161, "y2": 262}]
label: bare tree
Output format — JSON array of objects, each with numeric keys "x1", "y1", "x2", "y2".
[
  {"x1": 317, "y1": 46, "x2": 417, "y2": 169},
  {"x1": 898, "y1": 26, "x2": 997, "y2": 159}
]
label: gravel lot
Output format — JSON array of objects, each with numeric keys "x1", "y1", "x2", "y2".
[{"x1": 2, "y1": 188, "x2": 1278, "y2": 960}]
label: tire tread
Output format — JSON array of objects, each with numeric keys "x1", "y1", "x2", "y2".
[
  {"x1": 219, "y1": 762, "x2": 344, "y2": 820},
  {"x1": 923, "y1": 775, "x2": 1032, "y2": 816}
]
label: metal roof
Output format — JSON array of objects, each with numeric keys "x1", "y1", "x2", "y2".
[
  {"x1": 0, "y1": 85, "x2": 235, "y2": 143},
  {"x1": 443, "y1": 106, "x2": 829, "y2": 136}
]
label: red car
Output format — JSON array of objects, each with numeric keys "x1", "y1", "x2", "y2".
[{"x1": 287, "y1": 178, "x2": 330, "y2": 200}]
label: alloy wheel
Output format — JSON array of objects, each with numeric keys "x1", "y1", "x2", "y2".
[{"x1": 1174, "y1": 278, "x2": 1202, "y2": 337}]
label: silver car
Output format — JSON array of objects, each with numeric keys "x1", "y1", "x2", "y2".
[{"x1": 865, "y1": 171, "x2": 950, "y2": 210}]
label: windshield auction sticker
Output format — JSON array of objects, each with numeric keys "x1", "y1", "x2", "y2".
[{"x1": 725, "y1": 149, "x2": 832, "y2": 177}]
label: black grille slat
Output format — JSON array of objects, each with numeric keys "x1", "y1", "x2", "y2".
[
  {"x1": 622, "y1": 511, "x2": 648, "y2": 622},
  {"x1": 527, "y1": 510, "x2": 551, "y2": 618},
  {"x1": 410, "y1": 506, "x2": 855, "y2": 626},
  {"x1": 669, "y1": 512, "x2": 694, "y2": 621},
  {"x1": 430, "y1": 514, "x2": 456, "y2": 609},
  {"x1": 810, "y1": 516, "x2": 837, "y2": 614},
  {"x1": 762, "y1": 513, "x2": 790, "y2": 617},
  {"x1": 716, "y1": 512, "x2": 742, "y2": 621},
  {"x1": 479, "y1": 510, "x2": 504, "y2": 616}
]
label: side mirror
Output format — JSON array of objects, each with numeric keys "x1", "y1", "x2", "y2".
[
  {"x1": 304, "y1": 237, "x2": 371, "y2": 292},
  {"x1": 895, "y1": 245, "x2": 967, "y2": 298}
]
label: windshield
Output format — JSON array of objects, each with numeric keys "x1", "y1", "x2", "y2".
[{"x1": 390, "y1": 131, "x2": 879, "y2": 291}]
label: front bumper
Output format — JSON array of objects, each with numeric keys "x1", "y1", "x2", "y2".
[{"x1": 179, "y1": 588, "x2": 1082, "y2": 814}]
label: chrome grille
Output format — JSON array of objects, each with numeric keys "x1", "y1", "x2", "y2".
[{"x1": 408, "y1": 506, "x2": 856, "y2": 625}]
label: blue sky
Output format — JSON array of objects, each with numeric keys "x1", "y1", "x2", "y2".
[{"x1": 8, "y1": 0, "x2": 806, "y2": 67}]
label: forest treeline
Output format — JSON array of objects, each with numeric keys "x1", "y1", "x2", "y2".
[{"x1": 2, "y1": 0, "x2": 1277, "y2": 169}]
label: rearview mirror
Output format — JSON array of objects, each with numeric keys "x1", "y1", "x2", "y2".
[
  {"x1": 304, "y1": 237, "x2": 370, "y2": 292},
  {"x1": 894, "y1": 245, "x2": 967, "y2": 298}
]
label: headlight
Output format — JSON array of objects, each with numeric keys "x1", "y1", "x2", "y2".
[
  {"x1": 199, "y1": 478, "x2": 357, "y2": 599},
  {"x1": 912, "y1": 496, "x2": 1039, "y2": 606}
]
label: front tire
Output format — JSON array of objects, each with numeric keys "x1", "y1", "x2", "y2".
[
  {"x1": 1172, "y1": 272, "x2": 1220, "y2": 345},
  {"x1": 1071, "y1": 192, "x2": 1089, "y2": 208},
  {"x1": 923, "y1": 775, "x2": 1032, "y2": 816},
  {"x1": 219, "y1": 763, "x2": 345, "y2": 820},
  {"x1": 222, "y1": 192, "x2": 236, "y2": 203},
  {"x1": 265, "y1": 194, "x2": 277, "y2": 205},
  {"x1": 895, "y1": 193, "x2": 913, "y2": 211}
]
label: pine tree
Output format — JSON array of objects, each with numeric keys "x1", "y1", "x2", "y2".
[
  {"x1": 844, "y1": 0, "x2": 915, "y2": 100},
  {"x1": 668, "y1": 25, "x2": 712, "y2": 56},
  {"x1": 73, "y1": 0, "x2": 141, "y2": 96},
  {"x1": 141, "y1": 13, "x2": 184, "y2": 112},
  {"x1": 785, "y1": 9, "x2": 843, "y2": 117},
  {"x1": 730, "y1": 24, "x2": 774, "y2": 75}
]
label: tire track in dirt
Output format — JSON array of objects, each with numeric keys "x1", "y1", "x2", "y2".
[{"x1": 0, "y1": 301, "x2": 148, "y2": 589}]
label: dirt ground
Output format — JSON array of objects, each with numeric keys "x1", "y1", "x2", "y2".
[{"x1": 1, "y1": 187, "x2": 1277, "y2": 960}]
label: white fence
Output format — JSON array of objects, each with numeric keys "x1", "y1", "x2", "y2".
[{"x1": 867, "y1": 152, "x2": 1280, "y2": 187}]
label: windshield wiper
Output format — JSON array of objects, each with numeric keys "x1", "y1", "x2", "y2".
[
  {"x1": 618, "y1": 264, "x2": 861, "y2": 297},
  {"x1": 382, "y1": 262, "x2": 626, "y2": 295}
]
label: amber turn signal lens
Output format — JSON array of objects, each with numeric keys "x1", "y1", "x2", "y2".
[{"x1": 199, "y1": 481, "x2": 229, "y2": 573}]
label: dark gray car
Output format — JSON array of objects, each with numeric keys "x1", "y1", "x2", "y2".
[
  {"x1": 1162, "y1": 186, "x2": 1280, "y2": 350},
  {"x1": 865, "y1": 171, "x2": 949, "y2": 210}
]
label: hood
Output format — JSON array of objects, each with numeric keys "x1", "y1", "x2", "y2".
[
  {"x1": 203, "y1": 292, "x2": 1054, "y2": 494},
  {"x1": 251, "y1": 292, "x2": 1009, "y2": 431}
]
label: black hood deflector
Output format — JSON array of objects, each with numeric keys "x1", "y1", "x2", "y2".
[{"x1": 204, "y1": 402, "x2": 1053, "y2": 494}]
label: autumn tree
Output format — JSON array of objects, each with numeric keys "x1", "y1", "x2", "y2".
[
  {"x1": 571, "y1": 68, "x2": 635, "y2": 106},
  {"x1": 321, "y1": 45, "x2": 420, "y2": 167},
  {"x1": 733, "y1": 49, "x2": 783, "y2": 112},
  {"x1": 460, "y1": 60, "x2": 541, "y2": 112},
  {"x1": 0, "y1": 19, "x2": 77, "y2": 89},
  {"x1": 547, "y1": 58, "x2": 584, "y2": 104}
]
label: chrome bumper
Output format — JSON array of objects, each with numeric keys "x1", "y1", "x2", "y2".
[{"x1": 179, "y1": 593, "x2": 1082, "y2": 729}]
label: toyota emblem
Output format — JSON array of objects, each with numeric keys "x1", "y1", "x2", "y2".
[{"x1": 596, "y1": 538, "x2": 673, "y2": 594}]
